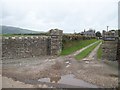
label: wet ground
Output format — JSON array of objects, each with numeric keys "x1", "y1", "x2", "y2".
[
  {"x1": 38, "y1": 74, "x2": 98, "y2": 88},
  {"x1": 2, "y1": 42, "x2": 118, "y2": 88}
]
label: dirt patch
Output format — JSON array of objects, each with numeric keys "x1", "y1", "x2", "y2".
[{"x1": 2, "y1": 42, "x2": 118, "y2": 88}]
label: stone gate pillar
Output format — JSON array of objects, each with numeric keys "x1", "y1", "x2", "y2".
[
  {"x1": 49, "y1": 29, "x2": 63, "y2": 55},
  {"x1": 116, "y1": 37, "x2": 120, "y2": 63}
]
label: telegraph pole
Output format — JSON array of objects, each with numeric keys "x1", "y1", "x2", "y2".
[
  {"x1": 107, "y1": 26, "x2": 109, "y2": 32},
  {"x1": 74, "y1": 30, "x2": 76, "y2": 34}
]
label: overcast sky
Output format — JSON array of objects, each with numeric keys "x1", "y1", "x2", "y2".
[{"x1": 1, "y1": 0, "x2": 119, "y2": 33}]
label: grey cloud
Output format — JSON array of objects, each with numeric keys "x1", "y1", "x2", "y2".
[{"x1": 1, "y1": 0, "x2": 119, "y2": 33}]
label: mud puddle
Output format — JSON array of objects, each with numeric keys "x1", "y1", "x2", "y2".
[{"x1": 38, "y1": 74, "x2": 98, "y2": 88}]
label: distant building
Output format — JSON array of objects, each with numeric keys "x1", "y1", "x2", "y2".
[
  {"x1": 102, "y1": 30, "x2": 118, "y2": 41},
  {"x1": 81, "y1": 29, "x2": 96, "y2": 37}
]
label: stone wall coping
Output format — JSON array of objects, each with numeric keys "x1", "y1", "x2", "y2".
[{"x1": 2, "y1": 36, "x2": 49, "y2": 40}]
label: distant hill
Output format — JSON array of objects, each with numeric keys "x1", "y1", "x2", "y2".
[{"x1": 1, "y1": 26, "x2": 41, "y2": 34}]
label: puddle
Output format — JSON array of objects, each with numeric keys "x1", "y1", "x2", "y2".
[{"x1": 38, "y1": 74, "x2": 98, "y2": 88}]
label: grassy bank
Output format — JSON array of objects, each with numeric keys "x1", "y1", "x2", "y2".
[
  {"x1": 61, "y1": 39, "x2": 97, "y2": 55},
  {"x1": 97, "y1": 45, "x2": 102, "y2": 59},
  {"x1": 75, "y1": 40, "x2": 101, "y2": 60}
]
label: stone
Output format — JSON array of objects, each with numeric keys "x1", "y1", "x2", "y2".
[
  {"x1": 65, "y1": 60, "x2": 71, "y2": 65},
  {"x1": 2, "y1": 29, "x2": 63, "y2": 59},
  {"x1": 66, "y1": 65, "x2": 70, "y2": 68},
  {"x1": 42, "y1": 84, "x2": 48, "y2": 88},
  {"x1": 38, "y1": 84, "x2": 42, "y2": 87},
  {"x1": 85, "y1": 61, "x2": 89, "y2": 64},
  {"x1": 11, "y1": 37, "x2": 16, "y2": 39}
]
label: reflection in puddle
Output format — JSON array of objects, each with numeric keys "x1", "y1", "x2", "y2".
[
  {"x1": 38, "y1": 75, "x2": 61, "y2": 83},
  {"x1": 38, "y1": 74, "x2": 98, "y2": 88}
]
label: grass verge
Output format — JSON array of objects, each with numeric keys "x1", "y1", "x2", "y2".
[
  {"x1": 97, "y1": 44, "x2": 102, "y2": 59},
  {"x1": 75, "y1": 40, "x2": 101, "y2": 60},
  {"x1": 61, "y1": 39, "x2": 97, "y2": 55}
]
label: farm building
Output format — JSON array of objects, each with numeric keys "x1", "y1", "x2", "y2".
[{"x1": 102, "y1": 30, "x2": 118, "y2": 41}]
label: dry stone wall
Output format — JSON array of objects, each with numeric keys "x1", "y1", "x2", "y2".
[
  {"x1": 116, "y1": 39, "x2": 120, "y2": 62},
  {"x1": 102, "y1": 41, "x2": 118, "y2": 61},
  {"x1": 2, "y1": 29, "x2": 63, "y2": 59}
]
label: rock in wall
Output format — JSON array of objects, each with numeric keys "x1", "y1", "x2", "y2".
[{"x1": 116, "y1": 39, "x2": 120, "y2": 62}]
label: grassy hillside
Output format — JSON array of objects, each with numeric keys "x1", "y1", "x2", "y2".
[{"x1": 1, "y1": 25, "x2": 40, "y2": 34}]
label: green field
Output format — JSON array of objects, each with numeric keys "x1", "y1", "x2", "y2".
[
  {"x1": 75, "y1": 40, "x2": 101, "y2": 60},
  {"x1": 1, "y1": 33, "x2": 48, "y2": 37},
  {"x1": 61, "y1": 39, "x2": 98, "y2": 55},
  {"x1": 1, "y1": 34, "x2": 24, "y2": 37}
]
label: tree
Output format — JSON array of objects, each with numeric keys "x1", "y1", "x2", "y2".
[{"x1": 96, "y1": 31, "x2": 101, "y2": 37}]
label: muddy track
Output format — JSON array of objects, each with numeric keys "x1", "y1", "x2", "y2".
[{"x1": 2, "y1": 41, "x2": 118, "y2": 88}]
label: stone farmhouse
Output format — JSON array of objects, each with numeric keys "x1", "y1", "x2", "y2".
[{"x1": 81, "y1": 29, "x2": 96, "y2": 37}]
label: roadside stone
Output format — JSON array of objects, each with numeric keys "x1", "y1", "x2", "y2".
[
  {"x1": 85, "y1": 61, "x2": 89, "y2": 64},
  {"x1": 38, "y1": 84, "x2": 42, "y2": 87},
  {"x1": 50, "y1": 86, "x2": 54, "y2": 88},
  {"x1": 65, "y1": 61, "x2": 69, "y2": 64},
  {"x1": 42, "y1": 84, "x2": 48, "y2": 88},
  {"x1": 66, "y1": 65, "x2": 70, "y2": 68}
]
